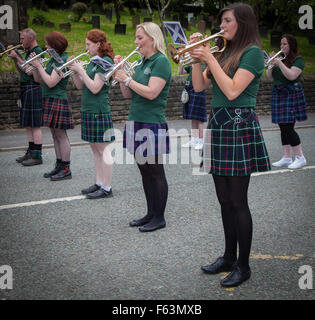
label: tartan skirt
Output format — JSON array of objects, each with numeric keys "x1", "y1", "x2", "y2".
[
  {"x1": 271, "y1": 83, "x2": 307, "y2": 124},
  {"x1": 20, "y1": 83, "x2": 43, "y2": 128},
  {"x1": 123, "y1": 121, "x2": 170, "y2": 157},
  {"x1": 81, "y1": 112, "x2": 115, "y2": 143},
  {"x1": 43, "y1": 97, "x2": 74, "y2": 130},
  {"x1": 183, "y1": 83, "x2": 207, "y2": 122},
  {"x1": 202, "y1": 107, "x2": 271, "y2": 176}
]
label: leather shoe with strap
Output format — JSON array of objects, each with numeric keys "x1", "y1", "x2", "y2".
[
  {"x1": 220, "y1": 265, "x2": 251, "y2": 287},
  {"x1": 81, "y1": 184, "x2": 100, "y2": 195},
  {"x1": 86, "y1": 188, "x2": 113, "y2": 199},
  {"x1": 201, "y1": 257, "x2": 237, "y2": 274}
]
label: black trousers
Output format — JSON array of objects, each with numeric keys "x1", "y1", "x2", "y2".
[{"x1": 278, "y1": 123, "x2": 300, "y2": 146}]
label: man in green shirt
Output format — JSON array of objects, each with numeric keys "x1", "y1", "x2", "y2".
[{"x1": 9, "y1": 28, "x2": 43, "y2": 166}]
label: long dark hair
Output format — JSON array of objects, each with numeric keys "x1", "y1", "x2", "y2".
[
  {"x1": 281, "y1": 34, "x2": 301, "y2": 68},
  {"x1": 207, "y1": 2, "x2": 260, "y2": 77}
]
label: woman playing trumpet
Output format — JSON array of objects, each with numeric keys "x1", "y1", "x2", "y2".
[
  {"x1": 267, "y1": 34, "x2": 307, "y2": 169},
  {"x1": 113, "y1": 22, "x2": 172, "y2": 232},
  {"x1": 189, "y1": 3, "x2": 271, "y2": 287},
  {"x1": 30, "y1": 31, "x2": 74, "y2": 181},
  {"x1": 68, "y1": 29, "x2": 115, "y2": 199}
]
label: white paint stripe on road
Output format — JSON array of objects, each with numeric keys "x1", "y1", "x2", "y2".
[
  {"x1": 1, "y1": 165, "x2": 315, "y2": 211},
  {"x1": 0, "y1": 195, "x2": 85, "y2": 211},
  {"x1": 252, "y1": 165, "x2": 315, "y2": 176}
]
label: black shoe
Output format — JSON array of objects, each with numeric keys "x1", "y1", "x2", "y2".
[
  {"x1": 50, "y1": 167, "x2": 72, "y2": 181},
  {"x1": 201, "y1": 257, "x2": 237, "y2": 274},
  {"x1": 81, "y1": 184, "x2": 100, "y2": 195},
  {"x1": 86, "y1": 188, "x2": 113, "y2": 199},
  {"x1": 16, "y1": 149, "x2": 31, "y2": 163},
  {"x1": 21, "y1": 157, "x2": 43, "y2": 166},
  {"x1": 220, "y1": 266, "x2": 251, "y2": 288},
  {"x1": 129, "y1": 214, "x2": 152, "y2": 227},
  {"x1": 139, "y1": 220, "x2": 166, "y2": 232},
  {"x1": 44, "y1": 163, "x2": 61, "y2": 178}
]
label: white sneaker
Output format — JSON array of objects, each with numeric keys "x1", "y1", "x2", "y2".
[
  {"x1": 272, "y1": 157, "x2": 293, "y2": 167},
  {"x1": 288, "y1": 156, "x2": 307, "y2": 169},
  {"x1": 182, "y1": 138, "x2": 196, "y2": 148},
  {"x1": 194, "y1": 139, "x2": 203, "y2": 150}
]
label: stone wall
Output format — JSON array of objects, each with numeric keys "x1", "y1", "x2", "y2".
[{"x1": 1, "y1": 72, "x2": 315, "y2": 130}]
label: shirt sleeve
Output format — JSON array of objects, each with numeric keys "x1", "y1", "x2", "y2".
[
  {"x1": 150, "y1": 55, "x2": 172, "y2": 81},
  {"x1": 238, "y1": 46, "x2": 265, "y2": 77},
  {"x1": 292, "y1": 57, "x2": 304, "y2": 70}
]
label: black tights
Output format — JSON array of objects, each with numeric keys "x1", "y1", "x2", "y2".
[
  {"x1": 212, "y1": 174, "x2": 252, "y2": 271},
  {"x1": 136, "y1": 156, "x2": 168, "y2": 225},
  {"x1": 278, "y1": 123, "x2": 300, "y2": 146}
]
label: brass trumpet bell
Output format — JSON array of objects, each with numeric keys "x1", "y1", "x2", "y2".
[
  {"x1": 0, "y1": 44, "x2": 24, "y2": 58},
  {"x1": 168, "y1": 30, "x2": 226, "y2": 66}
]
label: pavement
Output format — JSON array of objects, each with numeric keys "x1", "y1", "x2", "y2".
[
  {"x1": 1, "y1": 114, "x2": 315, "y2": 151},
  {"x1": 0, "y1": 114, "x2": 314, "y2": 303}
]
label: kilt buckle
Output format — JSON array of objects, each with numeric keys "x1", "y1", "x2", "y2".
[{"x1": 234, "y1": 117, "x2": 241, "y2": 124}]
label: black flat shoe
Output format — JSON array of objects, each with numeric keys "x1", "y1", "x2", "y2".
[
  {"x1": 129, "y1": 214, "x2": 152, "y2": 227},
  {"x1": 86, "y1": 188, "x2": 113, "y2": 199},
  {"x1": 139, "y1": 220, "x2": 166, "y2": 232},
  {"x1": 201, "y1": 257, "x2": 237, "y2": 274},
  {"x1": 81, "y1": 184, "x2": 100, "y2": 195},
  {"x1": 220, "y1": 266, "x2": 251, "y2": 287}
]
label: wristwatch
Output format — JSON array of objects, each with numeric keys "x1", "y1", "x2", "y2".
[{"x1": 124, "y1": 77, "x2": 132, "y2": 87}]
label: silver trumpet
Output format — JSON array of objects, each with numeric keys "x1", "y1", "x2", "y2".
[
  {"x1": 53, "y1": 51, "x2": 90, "y2": 78},
  {"x1": 265, "y1": 49, "x2": 286, "y2": 69},
  {"x1": 19, "y1": 49, "x2": 53, "y2": 71},
  {"x1": 102, "y1": 47, "x2": 143, "y2": 85}
]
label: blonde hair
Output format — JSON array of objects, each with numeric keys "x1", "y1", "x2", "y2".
[{"x1": 136, "y1": 22, "x2": 166, "y2": 56}]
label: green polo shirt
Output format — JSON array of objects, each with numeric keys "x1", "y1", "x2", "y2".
[
  {"x1": 210, "y1": 45, "x2": 265, "y2": 108},
  {"x1": 184, "y1": 64, "x2": 206, "y2": 83},
  {"x1": 129, "y1": 52, "x2": 172, "y2": 124},
  {"x1": 20, "y1": 45, "x2": 43, "y2": 84},
  {"x1": 272, "y1": 57, "x2": 304, "y2": 86},
  {"x1": 81, "y1": 56, "x2": 113, "y2": 114},
  {"x1": 41, "y1": 52, "x2": 69, "y2": 99}
]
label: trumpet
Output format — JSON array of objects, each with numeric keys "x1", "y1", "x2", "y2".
[
  {"x1": 0, "y1": 44, "x2": 24, "y2": 58},
  {"x1": 102, "y1": 47, "x2": 143, "y2": 85},
  {"x1": 19, "y1": 49, "x2": 52, "y2": 70},
  {"x1": 265, "y1": 49, "x2": 286, "y2": 69},
  {"x1": 53, "y1": 51, "x2": 90, "y2": 78},
  {"x1": 169, "y1": 30, "x2": 226, "y2": 66}
]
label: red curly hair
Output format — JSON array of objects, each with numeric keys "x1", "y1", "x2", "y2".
[{"x1": 86, "y1": 29, "x2": 114, "y2": 60}]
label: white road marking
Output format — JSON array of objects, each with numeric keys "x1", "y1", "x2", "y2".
[{"x1": 0, "y1": 165, "x2": 314, "y2": 211}]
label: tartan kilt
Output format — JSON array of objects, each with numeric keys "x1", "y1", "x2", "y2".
[
  {"x1": 123, "y1": 121, "x2": 170, "y2": 157},
  {"x1": 183, "y1": 84, "x2": 207, "y2": 122},
  {"x1": 20, "y1": 83, "x2": 43, "y2": 127},
  {"x1": 202, "y1": 107, "x2": 271, "y2": 176},
  {"x1": 42, "y1": 97, "x2": 74, "y2": 130},
  {"x1": 81, "y1": 112, "x2": 115, "y2": 143},
  {"x1": 271, "y1": 83, "x2": 307, "y2": 123}
]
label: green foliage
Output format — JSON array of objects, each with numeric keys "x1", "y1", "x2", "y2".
[
  {"x1": 72, "y1": 2, "x2": 88, "y2": 22},
  {"x1": 1, "y1": 7, "x2": 315, "y2": 74}
]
